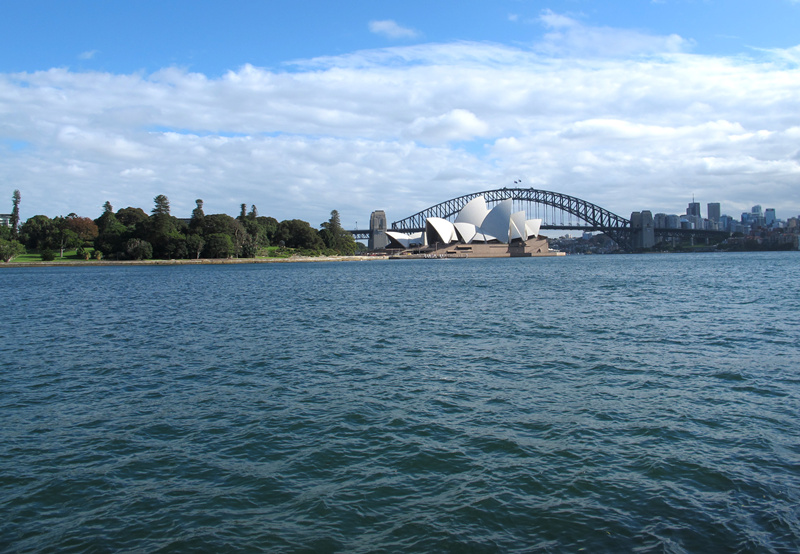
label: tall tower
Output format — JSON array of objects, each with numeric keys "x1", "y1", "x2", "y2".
[
  {"x1": 707, "y1": 203, "x2": 721, "y2": 223},
  {"x1": 368, "y1": 210, "x2": 389, "y2": 250}
]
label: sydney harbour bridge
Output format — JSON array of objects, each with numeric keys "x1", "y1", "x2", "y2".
[{"x1": 347, "y1": 187, "x2": 728, "y2": 252}]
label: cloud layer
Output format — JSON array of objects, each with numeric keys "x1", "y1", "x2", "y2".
[{"x1": 1, "y1": 14, "x2": 799, "y2": 228}]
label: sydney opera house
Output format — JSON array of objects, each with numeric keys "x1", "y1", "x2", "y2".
[{"x1": 386, "y1": 196, "x2": 553, "y2": 258}]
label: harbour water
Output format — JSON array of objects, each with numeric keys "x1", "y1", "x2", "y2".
[{"x1": 2, "y1": 253, "x2": 799, "y2": 552}]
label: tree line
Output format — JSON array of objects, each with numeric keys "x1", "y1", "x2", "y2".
[{"x1": 1, "y1": 191, "x2": 362, "y2": 262}]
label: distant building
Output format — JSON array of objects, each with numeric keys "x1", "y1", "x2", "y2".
[
  {"x1": 368, "y1": 210, "x2": 389, "y2": 250},
  {"x1": 687, "y1": 202, "x2": 701, "y2": 218},
  {"x1": 0, "y1": 214, "x2": 11, "y2": 228},
  {"x1": 765, "y1": 208, "x2": 776, "y2": 227},
  {"x1": 707, "y1": 203, "x2": 721, "y2": 224},
  {"x1": 665, "y1": 215, "x2": 680, "y2": 229},
  {"x1": 747, "y1": 205, "x2": 766, "y2": 228},
  {"x1": 630, "y1": 211, "x2": 655, "y2": 249}
]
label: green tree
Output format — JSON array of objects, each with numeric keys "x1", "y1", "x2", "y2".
[
  {"x1": 204, "y1": 233, "x2": 234, "y2": 258},
  {"x1": 126, "y1": 238, "x2": 153, "y2": 260},
  {"x1": 241, "y1": 234, "x2": 258, "y2": 258},
  {"x1": 19, "y1": 215, "x2": 56, "y2": 251},
  {"x1": 141, "y1": 211, "x2": 183, "y2": 259},
  {"x1": 190, "y1": 199, "x2": 205, "y2": 232},
  {"x1": 201, "y1": 213, "x2": 248, "y2": 257},
  {"x1": 116, "y1": 207, "x2": 148, "y2": 228},
  {"x1": 276, "y1": 219, "x2": 324, "y2": 250},
  {"x1": 320, "y1": 209, "x2": 358, "y2": 254},
  {"x1": 0, "y1": 237, "x2": 25, "y2": 262},
  {"x1": 10, "y1": 189, "x2": 21, "y2": 240},
  {"x1": 257, "y1": 216, "x2": 279, "y2": 244},
  {"x1": 94, "y1": 209, "x2": 128, "y2": 258},
  {"x1": 102, "y1": 200, "x2": 114, "y2": 213},
  {"x1": 152, "y1": 194, "x2": 170, "y2": 216},
  {"x1": 187, "y1": 233, "x2": 205, "y2": 259},
  {"x1": 239, "y1": 203, "x2": 247, "y2": 221},
  {"x1": 51, "y1": 216, "x2": 81, "y2": 257}
]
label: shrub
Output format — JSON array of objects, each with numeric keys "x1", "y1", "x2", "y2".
[{"x1": 40, "y1": 249, "x2": 56, "y2": 261}]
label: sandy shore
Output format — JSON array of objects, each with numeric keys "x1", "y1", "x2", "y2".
[{"x1": 1, "y1": 255, "x2": 390, "y2": 268}]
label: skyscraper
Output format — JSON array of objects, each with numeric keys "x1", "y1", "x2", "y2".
[
  {"x1": 687, "y1": 202, "x2": 701, "y2": 218},
  {"x1": 707, "y1": 203, "x2": 721, "y2": 223},
  {"x1": 765, "y1": 208, "x2": 776, "y2": 227}
]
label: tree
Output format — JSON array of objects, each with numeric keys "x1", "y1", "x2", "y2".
[
  {"x1": 141, "y1": 211, "x2": 183, "y2": 259},
  {"x1": 320, "y1": 209, "x2": 358, "y2": 254},
  {"x1": 239, "y1": 203, "x2": 247, "y2": 221},
  {"x1": 190, "y1": 199, "x2": 205, "y2": 232},
  {"x1": 102, "y1": 200, "x2": 113, "y2": 214},
  {"x1": 204, "y1": 233, "x2": 234, "y2": 258},
  {"x1": 94, "y1": 210, "x2": 127, "y2": 258},
  {"x1": 63, "y1": 214, "x2": 99, "y2": 244},
  {"x1": 125, "y1": 238, "x2": 153, "y2": 260},
  {"x1": 187, "y1": 233, "x2": 205, "y2": 259},
  {"x1": 116, "y1": 207, "x2": 148, "y2": 227},
  {"x1": 257, "y1": 216, "x2": 279, "y2": 244},
  {"x1": 248, "y1": 205, "x2": 258, "y2": 219},
  {"x1": 152, "y1": 194, "x2": 170, "y2": 216},
  {"x1": 19, "y1": 215, "x2": 56, "y2": 251},
  {"x1": 51, "y1": 217, "x2": 81, "y2": 257},
  {"x1": 0, "y1": 238, "x2": 24, "y2": 262},
  {"x1": 10, "y1": 190, "x2": 20, "y2": 240},
  {"x1": 276, "y1": 219, "x2": 324, "y2": 250}
]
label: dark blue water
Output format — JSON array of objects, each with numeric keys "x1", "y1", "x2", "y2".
[{"x1": 2, "y1": 253, "x2": 799, "y2": 552}]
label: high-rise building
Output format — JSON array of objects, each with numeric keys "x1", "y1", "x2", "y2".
[
  {"x1": 687, "y1": 202, "x2": 701, "y2": 218},
  {"x1": 765, "y1": 208, "x2": 776, "y2": 227},
  {"x1": 707, "y1": 203, "x2": 721, "y2": 223},
  {"x1": 750, "y1": 205, "x2": 766, "y2": 228}
]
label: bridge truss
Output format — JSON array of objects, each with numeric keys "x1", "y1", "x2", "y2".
[{"x1": 390, "y1": 188, "x2": 633, "y2": 250}]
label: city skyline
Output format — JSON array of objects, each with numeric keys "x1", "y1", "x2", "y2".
[{"x1": 2, "y1": 0, "x2": 800, "y2": 227}]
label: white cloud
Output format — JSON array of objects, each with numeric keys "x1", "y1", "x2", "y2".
[
  {"x1": 2, "y1": 16, "x2": 799, "y2": 227},
  {"x1": 535, "y1": 9, "x2": 691, "y2": 57},
  {"x1": 369, "y1": 20, "x2": 419, "y2": 40},
  {"x1": 78, "y1": 50, "x2": 98, "y2": 60},
  {"x1": 405, "y1": 109, "x2": 489, "y2": 143}
]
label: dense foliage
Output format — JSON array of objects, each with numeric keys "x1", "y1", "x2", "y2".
[{"x1": 5, "y1": 194, "x2": 364, "y2": 261}]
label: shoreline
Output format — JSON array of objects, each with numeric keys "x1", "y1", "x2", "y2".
[{"x1": 1, "y1": 255, "x2": 390, "y2": 268}]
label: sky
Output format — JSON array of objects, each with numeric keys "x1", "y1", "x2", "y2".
[{"x1": 1, "y1": 0, "x2": 799, "y2": 228}]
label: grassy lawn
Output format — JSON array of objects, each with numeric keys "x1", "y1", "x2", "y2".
[{"x1": 11, "y1": 249, "x2": 89, "y2": 262}]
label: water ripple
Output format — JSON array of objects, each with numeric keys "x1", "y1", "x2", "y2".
[{"x1": 2, "y1": 254, "x2": 800, "y2": 552}]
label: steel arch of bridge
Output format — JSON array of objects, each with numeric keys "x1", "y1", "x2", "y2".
[{"x1": 390, "y1": 188, "x2": 632, "y2": 249}]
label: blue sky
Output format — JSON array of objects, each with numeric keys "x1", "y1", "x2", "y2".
[
  {"x1": 4, "y1": 1, "x2": 799, "y2": 74},
  {"x1": 2, "y1": 0, "x2": 799, "y2": 226}
]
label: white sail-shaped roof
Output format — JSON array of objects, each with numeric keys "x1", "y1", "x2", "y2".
[
  {"x1": 455, "y1": 196, "x2": 490, "y2": 226},
  {"x1": 480, "y1": 199, "x2": 513, "y2": 243},
  {"x1": 386, "y1": 231, "x2": 426, "y2": 248},
  {"x1": 426, "y1": 217, "x2": 457, "y2": 244},
  {"x1": 510, "y1": 211, "x2": 528, "y2": 241},
  {"x1": 454, "y1": 222, "x2": 478, "y2": 244},
  {"x1": 526, "y1": 219, "x2": 542, "y2": 238}
]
